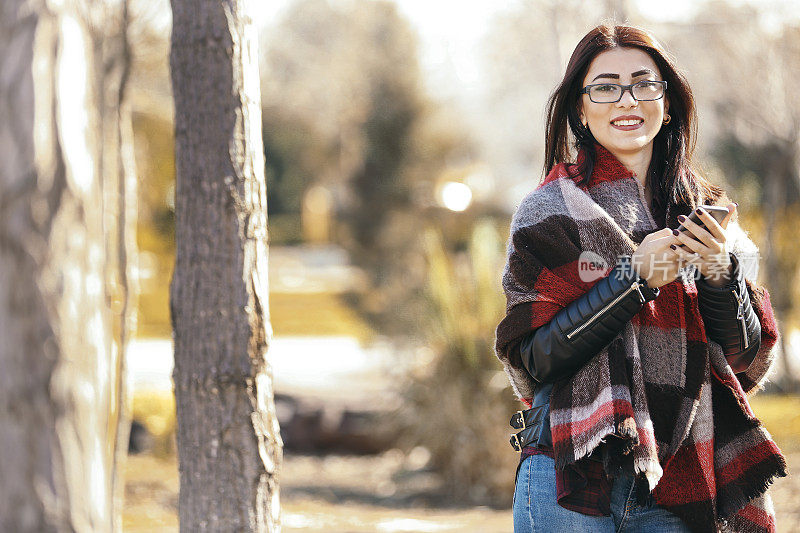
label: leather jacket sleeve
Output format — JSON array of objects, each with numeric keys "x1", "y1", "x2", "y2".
[
  {"x1": 696, "y1": 252, "x2": 761, "y2": 374},
  {"x1": 519, "y1": 255, "x2": 659, "y2": 384}
]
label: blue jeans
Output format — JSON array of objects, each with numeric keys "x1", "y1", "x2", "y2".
[{"x1": 513, "y1": 454, "x2": 692, "y2": 533}]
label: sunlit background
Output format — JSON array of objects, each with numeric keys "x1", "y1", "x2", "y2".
[{"x1": 4, "y1": 0, "x2": 800, "y2": 531}]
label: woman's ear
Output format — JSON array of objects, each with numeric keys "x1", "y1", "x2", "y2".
[{"x1": 578, "y1": 107, "x2": 587, "y2": 127}]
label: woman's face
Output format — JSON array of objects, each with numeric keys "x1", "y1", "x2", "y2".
[{"x1": 578, "y1": 47, "x2": 669, "y2": 159}]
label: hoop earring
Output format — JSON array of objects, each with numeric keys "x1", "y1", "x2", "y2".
[{"x1": 662, "y1": 114, "x2": 671, "y2": 125}]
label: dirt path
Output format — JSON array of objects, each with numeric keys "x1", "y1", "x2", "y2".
[{"x1": 124, "y1": 449, "x2": 799, "y2": 532}]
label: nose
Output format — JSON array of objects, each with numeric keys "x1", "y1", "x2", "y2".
[{"x1": 616, "y1": 86, "x2": 638, "y2": 107}]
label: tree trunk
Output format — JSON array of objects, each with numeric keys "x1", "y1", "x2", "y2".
[
  {"x1": 0, "y1": 1, "x2": 117, "y2": 530},
  {"x1": 169, "y1": 1, "x2": 282, "y2": 531}
]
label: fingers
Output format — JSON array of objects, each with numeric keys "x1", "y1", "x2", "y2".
[
  {"x1": 669, "y1": 240, "x2": 699, "y2": 264},
  {"x1": 671, "y1": 226, "x2": 705, "y2": 253},
  {"x1": 677, "y1": 211, "x2": 719, "y2": 248},
  {"x1": 650, "y1": 237, "x2": 680, "y2": 252},
  {"x1": 648, "y1": 229, "x2": 682, "y2": 248},
  {"x1": 642, "y1": 227, "x2": 698, "y2": 285},
  {"x1": 719, "y1": 202, "x2": 737, "y2": 229},
  {"x1": 696, "y1": 206, "x2": 730, "y2": 240},
  {"x1": 634, "y1": 243, "x2": 684, "y2": 279},
  {"x1": 641, "y1": 228, "x2": 673, "y2": 247}
]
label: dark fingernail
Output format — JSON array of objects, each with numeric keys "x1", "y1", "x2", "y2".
[
  {"x1": 672, "y1": 229, "x2": 679, "y2": 236},
  {"x1": 678, "y1": 215, "x2": 686, "y2": 222},
  {"x1": 696, "y1": 208, "x2": 703, "y2": 214},
  {"x1": 670, "y1": 244, "x2": 676, "y2": 250}
]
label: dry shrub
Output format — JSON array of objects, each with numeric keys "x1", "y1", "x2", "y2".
[{"x1": 395, "y1": 218, "x2": 521, "y2": 507}]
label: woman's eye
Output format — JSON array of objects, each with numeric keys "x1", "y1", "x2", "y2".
[{"x1": 596, "y1": 85, "x2": 616, "y2": 92}]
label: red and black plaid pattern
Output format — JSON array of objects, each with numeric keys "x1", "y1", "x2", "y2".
[{"x1": 495, "y1": 143, "x2": 786, "y2": 532}]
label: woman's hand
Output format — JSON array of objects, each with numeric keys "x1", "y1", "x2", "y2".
[
  {"x1": 669, "y1": 203, "x2": 737, "y2": 287},
  {"x1": 630, "y1": 227, "x2": 686, "y2": 289}
]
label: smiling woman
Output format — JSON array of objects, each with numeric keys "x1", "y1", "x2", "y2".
[
  {"x1": 542, "y1": 26, "x2": 721, "y2": 233},
  {"x1": 577, "y1": 47, "x2": 668, "y2": 192},
  {"x1": 495, "y1": 22, "x2": 786, "y2": 533}
]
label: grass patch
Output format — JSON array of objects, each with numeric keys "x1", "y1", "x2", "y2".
[
  {"x1": 137, "y1": 291, "x2": 376, "y2": 342},
  {"x1": 268, "y1": 292, "x2": 375, "y2": 342}
]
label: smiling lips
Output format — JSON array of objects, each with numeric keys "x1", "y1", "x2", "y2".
[{"x1": 611, "y1": 115, "x2": 645, "y2": 130}]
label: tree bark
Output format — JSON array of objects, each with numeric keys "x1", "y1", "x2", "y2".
[
  {"x1": 169, "y1": 1, "x2": 282, "y2": 531},
  {"x1": 0, "y1": 1, "x2": 117, "y2": 530}
]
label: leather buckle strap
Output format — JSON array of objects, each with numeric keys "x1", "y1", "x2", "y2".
[
  {"x1": 509, "y1": 406, "x2": 543, "y2": 430},
  {"x1": 509, "y1": 424, "x2": 542, "y2": 451}
]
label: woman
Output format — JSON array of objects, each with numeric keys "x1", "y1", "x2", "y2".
[{"x1": 494, "y1": 24, "x2": 786, "y2": 533}]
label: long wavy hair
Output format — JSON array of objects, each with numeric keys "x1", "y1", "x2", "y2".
[{"x1": 543, "y1": 23, "x2": 725, "y2": 229}]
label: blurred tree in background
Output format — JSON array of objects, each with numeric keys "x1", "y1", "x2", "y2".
[
  {"x1": 480, "y1": 0, "x2": 607, "y2": 203},
  {"x1": 259, "y1": 0, "x2": 485, "y2": 338}
]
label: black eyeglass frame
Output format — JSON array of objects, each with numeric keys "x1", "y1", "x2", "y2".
[{"x1": 580, "y1": 80, "x2": 668, "y2": 103}]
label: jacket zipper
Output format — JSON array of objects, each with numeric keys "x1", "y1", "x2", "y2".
[
  {"x1": 733, "y1": 287, "x2": 749, "y2": 350},
  {"x1": 565, "y1": 280, "x2": 646, "y2": 341}
]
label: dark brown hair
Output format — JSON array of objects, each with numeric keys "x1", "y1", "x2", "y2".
[{"x1": 543, "y1": 23, "x2": 725, "y2": 229}]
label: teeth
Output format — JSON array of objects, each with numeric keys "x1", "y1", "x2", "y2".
[{"x1": 612, "y1": 119, "x2": 643, "y2": 126}]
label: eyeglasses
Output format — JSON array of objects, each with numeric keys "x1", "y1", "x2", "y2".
[{"x1": 580, "y1": 80, "x2": 667, "y2": 103}]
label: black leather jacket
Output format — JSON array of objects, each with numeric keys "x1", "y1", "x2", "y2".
[{"x1": 518, "y1": 252, "x2": 760, "y2": 450}]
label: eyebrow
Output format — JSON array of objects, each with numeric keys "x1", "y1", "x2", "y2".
[{"x1": 591, "y1": 69, "x2": 656, "y2": 82}]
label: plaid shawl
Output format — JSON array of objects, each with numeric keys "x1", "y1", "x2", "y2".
[{"x1": 495, "y1": 143, "x2": 787, "y2": 532}]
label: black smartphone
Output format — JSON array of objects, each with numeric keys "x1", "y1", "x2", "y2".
[{"x1": 675, "y1": 205, "x2": 730, "y2": 249}]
